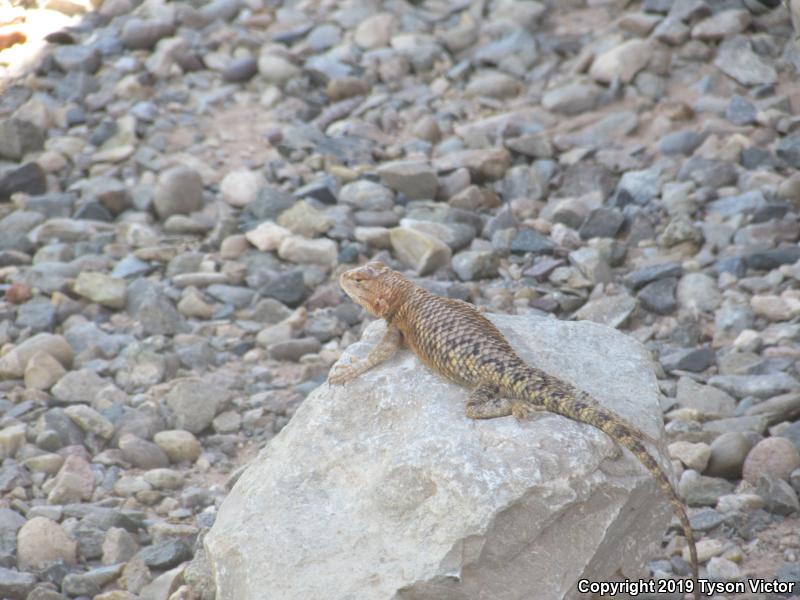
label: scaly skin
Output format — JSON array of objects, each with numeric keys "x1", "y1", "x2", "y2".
[{"x1": 329, "y1": 261, "x2": 699, "y2": 600}]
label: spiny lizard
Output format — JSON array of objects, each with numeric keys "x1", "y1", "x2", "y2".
[{"x1": 328, "y1": 261, "x2": 699, "y2": 600}]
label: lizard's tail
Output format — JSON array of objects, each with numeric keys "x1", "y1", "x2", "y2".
[{"x1": 503, "y1": 370, "x2": 700, "y2": 600}]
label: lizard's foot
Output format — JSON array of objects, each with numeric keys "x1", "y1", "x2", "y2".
[
  {"x1": 511, "y1": 401, "x2": 536, "y2": 421},
  {"x1": 327, "y1": 358, "x2": 363, "y2": 386},
  {"x1": 465, "y1": 384, "x2": 513, "y2": 419},
  {"x1": 466, "y1": 397, "x2": 513, "y2": 419}
]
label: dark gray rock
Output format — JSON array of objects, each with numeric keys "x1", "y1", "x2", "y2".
[
  {"x1": 689, "y1": 509, "x2": 726, "y2": 532},
  {"x1": 0, "y1": 509, "x2": 25, "y2": 567},
  {"x1": 510, "y1": 228, "x2": 555, "y2": 254},
  {"x1": 206, "y1": 285, "x2": 255, "y2": 309},
  {"x1": 707, "y1": 190, "x2": 766, "y2": 216},
  {"x1": 0, "y1": 466, "x2": 31, "y2": 494},
  {"x1": 0, "y1": 566, "x2": 35, "y2": 599},
  {"x1": 776, "y1": 135, "x2": 800, "y2": 168},
  {"x1": 0, "y1": 118, "x2": 45, "y2": 161},
  {"x1": 744, "y1": 247, "x2": 800, "y2": 270},
  {"x1": 53, "y1": 45, "x2": 102, "y2": 74},
  {"x1": 726, "y1": 94, "x2": 757, "y2": 125},
  {"x1": 121, "y1": 18, "x2": 176, "y2": 50},
  {"x1": 55, "y1": 71, "x2": 98, "y2": 102},
  {"x1": 778, "y1": 422, "x2": 800, "y2": 453},
  {"x1": 223, "y1": 56, "x2": 258, "y2": 82},
  {"x1": 756, "y1": 475, "x2": 799, "y2": 515},
  {"x1": 0, "y1": 163, "x2": 47, "y2": 202},
  {"x1": 16, "y1": 298, "x2": 56, "y2": 333},
  {"x1": 611, "y1": 167, "x2": 660, "y2": 207},
  {"x1": 660, "y1": 346, "x2": 714, "y2": 372},
  {"x1": 579, "y1": 208, "x2": 624, "y2": 239},
  {"x1": 25, "y1": 193, "x2": 76, "y2": 218},
  {"x1": 677, "y1": 157, "x2": 737, "y2": 188},
  {"x1": 258, "y1": 270, "x2": 308, "y2": 307},
  {"x1": 294, "y1": 176, "x2": 338, "y2": 204},
  {"x1": 714, "y1": 256, "x2": 747, "y2": 277},
  {"x1": 740, "y1": 147, "x2": 776, "y2": 170},
  {"x1": 137, "y1": 538, "x2": 193, "y2": 569},
  {"x1": 268, "y1": 338, "x2": 322, "y2": 361},
  {"x1": 776, "y1": 562, "x2": 800, "y2": 591},
  {"x1": 37, "y1": 408, "x2": 85, "y2": 451},
  {"x1": 623, "y1": 262, "x2": 683, "y2": 289},
  {"x1": 126, "y1": 281, "x2": 187, "y2": 336},
  {"x1": 659, "y1": 130, "x2": 704, "y2": 155},
  {"x1": 638, "y1": 277, "x2": 678, "y2": 314}
]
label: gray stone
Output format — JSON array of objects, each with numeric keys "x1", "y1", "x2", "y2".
[
  {"x1": 0, "y1": 509, "x2": 25, "y2": 566},
  {"x1": 0, "y1": 119, "x2": 45, "y2": 161},
  {"x1": 153, "y1": 166, "x2": 204, "y2": 220},
  {"x1": 706, "y1": 432, "x2": 752, "y2": 479},
  {"x1": 0, "y1": 163, "x2": 47, "y2": 202},
  {"x1": 623, "y1": 262, "x2": 683, "y2": 290},
  {"x1": 119, "y1": 433, "x2": 170, "y2": 469},
  {"x1": 389, "y1": 228, "x2": 451, "y2": 275},
  {"x1": 676, "y1": 273, "x2": 720, "y2": 313},
  {"x1": 659, "y1": 130, "x2": 704, "y2": 155},
  {"x1": 613, "y1": 167, "x2": 660, "y2": 207},
  {"x1": 121, "y1": 18, "x2": 175, "y2": 50},
  {"x1": 207, "y1": 314, "x2": 673, "y2": 600},
  {"x1": 338, "y1": 181, "x2": 394, "y2": 211},
  {"x1": 16, "y1": 298, "x2": 56, "y2": 333},
  {"x1": 638, "y1": 278, "x2": 677, "y2": 315},
  {"x1": 776, "y1": 135, "x2": 800, "y2": 169},
  {"x1": 206, "y1": 285, "x2": 255, "y2": 309},
  {"x1": 223, "y1": 56, "x2": 258, "y2": 82},
  {"x1": 451, "y1": 251, "x2": 500, "y2": 281},
  {"x1": 510, "y1": 228, "x2": 555, "y2": 254},
  {"x1": 660, "y1": 346, "x2": 714, "y2": 372},
  {"x1": 709, "y1": 373, "x2": 799, "y2": 399},
  {"x1": 707, "y1": 190, "x2": 765, "y2": 217},
  {"x1": 573, "y1": 295, "x2": 638, "y2": 329},
  {"x1": 678, "y1": 158, "x2": 737, "y2": 189},
  {"x1": 53, "y1": 45, "x2": 101, "y2": 73},
  {"x1": 678, "y1": 470, "x2": 734, "y2": 507},
  {"x1": 756, "y1": 476, "x2": 799, "y2": 515},
  {"x1": 541, "y1": 81, "x2": 602, "y2": 115},
  {"x1": 51, "y1": 369, "x2": 107, "y2": 404},
  {"x1": 138, "y1": 539, "x2": 192, "y2": 570},
  {"x1": 714, "y1": 36, "x2": 777, "y2": 86},
  {"x1": 165, "y1": 378, "x2": 226, "y2": 434},
  {"x1": 268, "y1": 338, "x2": 322, "y2": 362},
  {"x1": 127, "y1": 283, "x2": 187, "y2": 336},
  {"x1": 579, "y1": 208, "x2": 624, "y2": 240},
  {"x1": 0, "y1": 566, "x2": 35, "y2": 599},
  {"x1": 676, "y1": 377, "x2": 736, "y2": 417},
  {"x1": 725, "y1": 94, "x2": 757, "y2": 126},
  {"x1": 377, "y1": 161, "x2": 438, "y2": 200}
]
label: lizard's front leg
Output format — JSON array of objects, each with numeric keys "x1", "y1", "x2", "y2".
[{"x1": 328, "y1": 325, "x2": 402, "y2": 385}]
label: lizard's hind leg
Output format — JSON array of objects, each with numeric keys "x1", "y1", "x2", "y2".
[{"x1": 465, "y1": 383, "x2": 514, "y2": 419}]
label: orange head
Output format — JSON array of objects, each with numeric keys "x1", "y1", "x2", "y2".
[{"x1": 339, "y1": 261, "x2": 407, "y2": 318}]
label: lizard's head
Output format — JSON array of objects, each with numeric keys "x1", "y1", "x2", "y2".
[{"x1": 339, "y1": 261, "x2": 396, "y2": 317}]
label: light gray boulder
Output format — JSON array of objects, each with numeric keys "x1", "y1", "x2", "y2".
[{"x1": 206, "y1": 314, "x2": 672, "y2": 600}]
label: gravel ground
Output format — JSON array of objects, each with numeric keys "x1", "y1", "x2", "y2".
[{"x1": 0, "y1": 0, "x2": 800, "y2": 598}]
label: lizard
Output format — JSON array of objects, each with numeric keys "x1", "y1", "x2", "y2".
[{"x1": 328, "y1": 260, "x2": 699, "y2": 600}]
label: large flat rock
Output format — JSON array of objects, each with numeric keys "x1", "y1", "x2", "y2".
[{"x1": 205, "y1": 314, "x2": 672, "y2": 600}]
